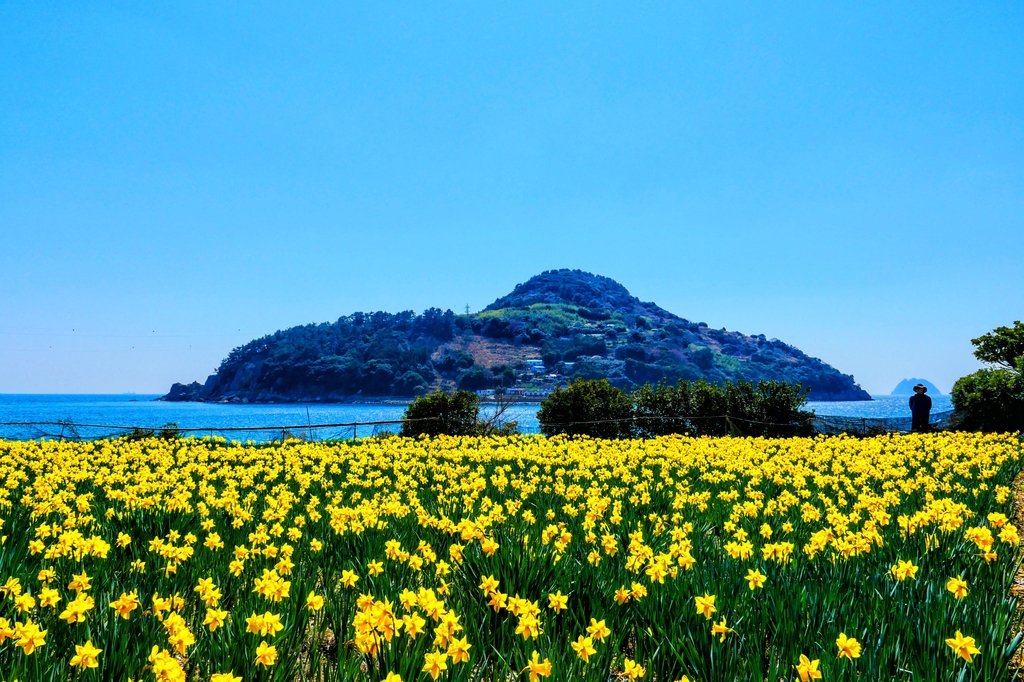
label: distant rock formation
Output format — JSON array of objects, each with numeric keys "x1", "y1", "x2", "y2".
[
  {"x1": 891, "y1": 378, "x2": 942, "y2": 395},
  {"x1": 162, "y1": 269, "x2": 872, "y2": 403}
]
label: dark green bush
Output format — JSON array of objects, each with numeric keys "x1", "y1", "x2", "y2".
[
  {"x1": 123, "y1": 422, "x2": 181, "y2": 441},
  {"x1": 951, "y1": 365, "x2": 1024, "y2": 433},
  {"x1": 539, "y1": 378, "x2": 812, "y2": 439},
  {"x1": 952, "y1": 321, "x2": 1024, "y2": 433},
  {"x1": 401, "y1": 390, "x2": 520, "y2": 437},
  {"x1": 456, "y1": 367, "x2": 493, "y2": 391},
  {"x1": 633, "y1": 379, "x2": 813, "y2": 438},
  {"x1": 401, "y1": 390, "x2": 482, "y2": 437},
  {"x1": 538, "y1": 379, "x2": 635, "y2": 438}
]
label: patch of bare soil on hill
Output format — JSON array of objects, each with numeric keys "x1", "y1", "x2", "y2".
[{"x1": 440, "y1": 337, "x2": 542, "y2": 368}]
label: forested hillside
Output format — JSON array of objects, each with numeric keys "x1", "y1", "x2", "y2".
[{"x1": 164, "y1": 270, "x2": 870, "y2": 402}]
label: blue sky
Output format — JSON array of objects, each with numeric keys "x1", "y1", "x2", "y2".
[{"x1": 1, "y1": 1, "x2": 1021, "y2": 395}]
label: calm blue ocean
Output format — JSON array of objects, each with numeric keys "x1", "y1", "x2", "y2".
[
  {"x1": 0, "y1": 393, "x2": 952, "y2": 441},
  {"x1": 805, "y1": 394, "x2": 952, "y2": 418}
]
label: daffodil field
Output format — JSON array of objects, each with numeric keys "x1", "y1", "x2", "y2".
[{"x1": 0, "y1": 432, "x2": 1022, "y2": 682}]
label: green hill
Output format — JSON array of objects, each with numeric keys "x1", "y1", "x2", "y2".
[{"x1": 163, "y1": 269, "x2": 871, "y2": 402}]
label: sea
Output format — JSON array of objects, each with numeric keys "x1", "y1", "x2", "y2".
[{"x1": 0, "y1": 393, "x2": 953, "y2": 442}]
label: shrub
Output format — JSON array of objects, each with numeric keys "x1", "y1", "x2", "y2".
[
  {"x1": 401, "y1": 390, "x2": 520, "y2": 437},
  {"x1": 538, "y1": 379, "x2": 634, "y2": 438},
  {"x1": 124, "y1": 422, "x2": 180, "y2": 441},
  {"x1": 633, "y1": 379, "x2": 813, "y2": 438},
  {"x1": 456, "y1": 366, "x2": 493, "y2": 391},
  {"x1": 952, "y1": 321, "x2": 1024, "y2": 433},
  {"x1": 401, "y1": 390, "x2": 481, "y2": 437},
  {"x1": 951, "y1": 366, "x2": 1024, "y2": 433},
  {"x1": 721, "y1": 379, "x2": 814, "y2": 437},
  {"x1": 390, "y1": 370, "x2": 429, "y2": 396}
]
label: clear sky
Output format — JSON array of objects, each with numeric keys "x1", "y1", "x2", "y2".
[{"x1": 1, "y1": 1, "x2": 1021, "y2": 396}]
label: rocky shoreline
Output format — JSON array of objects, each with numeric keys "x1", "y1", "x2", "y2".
[
  {"x1": 160, "y1": 382, "x2": 417, "y2": 405},
  {"x1": 160, "y1": 379, "x2": 868, "y2": 405}
]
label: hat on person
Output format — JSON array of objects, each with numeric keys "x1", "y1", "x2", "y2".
[{"x1": 913, "y1": 383, "x2": 928, "y2": 392}]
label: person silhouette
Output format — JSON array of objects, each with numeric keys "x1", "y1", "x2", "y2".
[{"x1": 909, "y1": 383, "x2": 932, "y2": 432}]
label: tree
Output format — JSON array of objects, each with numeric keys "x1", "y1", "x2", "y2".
[
  {"x1": 457, "y1": 366, "x2": 493, "y2": 391},
  {"x1": 722, "y1": 379, "x2": 814, "y2": 438},
  {"x1": 401, "y1": 390, "x2": 481, "y2": 437},
  {"x1": 538, "y1": 379, "x2": 634, "y2": 439},
  {"x1": 435, "y1": 349, "x2": 475, "y2": 373},
  {"x1": 401, "y1": 389, "x2": 520, "y2": 437},
  {"x1": 632, "y1": 381, "x2": 692, "y2": 437},
  {"x1": 951, "y1": 368, "x2": 1024, "y2": 433},
  {"x1": 952, "y1": 322, "x2": 1024, "y2": 433},
  {"x1": 690, "y1": 346, "x2": 714, "y2": 370},
  {"x1": 390, "y1": 371, "x2": 429, "y2": 396},
  {"x1": 632, "y1": 379, "x2": 812, "y2": 438},
  {"x1": 970, "y1": 321, "x2": 1024, "y2": 369}
]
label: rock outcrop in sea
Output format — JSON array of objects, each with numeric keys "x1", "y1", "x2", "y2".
[{"x1": 891, "y1": 378, "x2": 942, "y2": 395}]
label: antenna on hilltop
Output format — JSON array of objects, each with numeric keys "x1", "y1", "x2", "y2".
[{"x1": 465, "y1": 304, "x2": 470, "y2": 314}]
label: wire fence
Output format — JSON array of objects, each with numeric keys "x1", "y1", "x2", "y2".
[
  {"x1": 0, "y1": 408, "x2": 958, "y2": 442},
  {"x1": 0, "y1": 418, "x2": 439, "y2": 443},
  {"x1": 812, "y1": 409, "x2": 955, "y2": 436},
  {"x1": 536, "y1": 409, "x2": 957, "y2": 437}
]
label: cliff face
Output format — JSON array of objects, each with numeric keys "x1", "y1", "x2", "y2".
[{"x1": 163, "y1": 269, "x2": 871, "y2": 403}]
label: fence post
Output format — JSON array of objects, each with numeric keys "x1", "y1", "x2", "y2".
[{"x1": 726, "y1": 416, "x2": 744, "y2": 437}]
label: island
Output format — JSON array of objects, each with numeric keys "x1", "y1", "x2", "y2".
[
  {"x1": 890, "y1": 378, "x2": 942, "y2": 395},
  {"x1": 163, "y1": 269, "x2": 872, "y2": 403}
]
